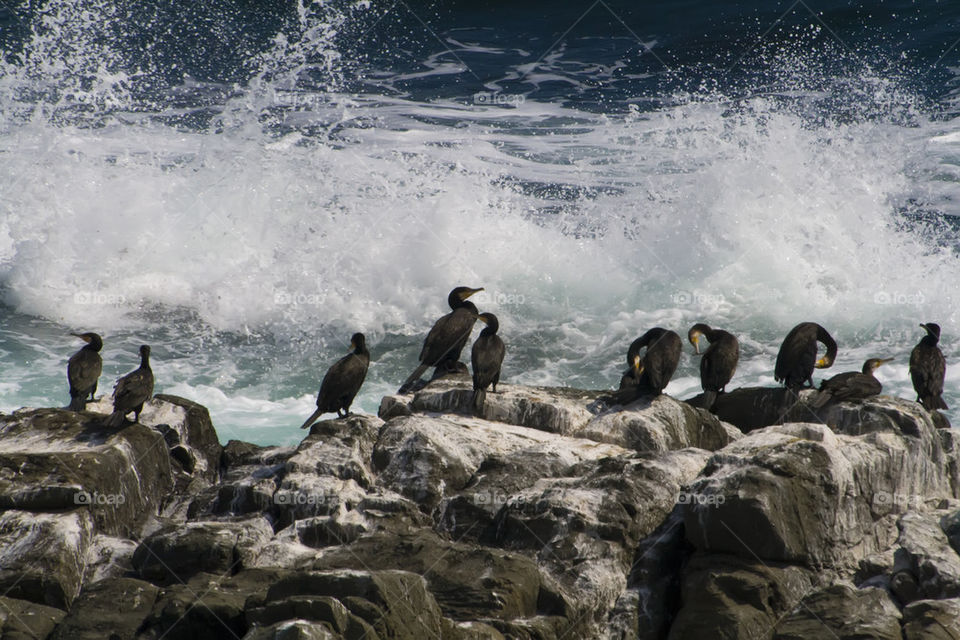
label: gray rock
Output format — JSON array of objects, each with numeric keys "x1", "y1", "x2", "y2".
[
  {"x1": 143, "y1": 394, "x2": 224, "y2": 483},
  {"x1": 0, "y1": 596, "x2": 66, "y2": 640},
  {"x1": 49, "y1": 577, "x2": 159, "y2": 640},
  {"x1": 902, "y1": 598, "x2": 960, "y2": 640},
  {"x1": 894, "y1": 512, "x2": 960, "y2": 602},
  {"x1": 242, "y1": 620, "x2": 342, "y2": 640},
  {"x1": 772, "y1": 583, "x2": 902, "y2": 640},
  {"x1": 577, "y1": 394, "x2": 741, "y2": 453}
]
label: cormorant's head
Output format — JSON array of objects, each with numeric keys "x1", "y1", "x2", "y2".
[
  {"x1": 477, "y1": 312, "x2": 499, "y2": 333},
  {"x1": 448, "y1": 286, "x2": 484, "y2": 308},
  {"x1": 921, "y1": 323, "x2": 941, "y2": 341},
  {"x1": 139, "y1": 345, "x2": 151, "y2": 360},
  {"x1": 71, "y1": 332, "x2": 103, "y2": 351},
  {"x1": 350, "y1": 333, "x2": 366, "y2": 352},
  {"x1": 862, "y1": 358, "x2": 892, "y2": 374},
  {"x1": 814, "y1": 354, "x2": 835, "y2": 369},
  {"x1": 688, "y1": 323, "x2": 711, "y2": 355},
  {"x1": 631, "y1": 353, "x2": 643, "y2": 376}
]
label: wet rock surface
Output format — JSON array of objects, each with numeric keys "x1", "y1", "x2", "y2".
[{"x1": 1, "y1": 383, "x2": 958, "y2": 638}]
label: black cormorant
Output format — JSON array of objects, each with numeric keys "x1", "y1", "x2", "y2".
[
  {"x1": 471, "y1": 312, "x2": 505, "y2": 412},
  {"x1": 812, "y1": 358, "x2": 891, "y2": 408},
  {"x1": 688, "y1": 323, "x2": 739, "y2": 411},
  {"x1": 399, "y1": 286, "x2": 483, "y2": 393},
  {"x1": 774, "y1": 322, "x2": 837, "y2": 391},
  {"x1": 910, "y1": 323, "x2": 947, "y2": 411},
  {"x1": 300, "y1": 332, "x2": 370, "y2": 429},
  {"x1": 106, "y1": 345, "x2": 154, "y2": 427},
  {"x1": 619, "y1": 328, "x2": 682, "y2": 397},
  {"x1": 67, "y1": 332, "x2": 103, "y2": 411}
]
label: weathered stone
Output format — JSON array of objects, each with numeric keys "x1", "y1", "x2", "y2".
[
  {"x1": 287, "y1": 415, "x2": 383, "y2": 490},
  {"x1": 49, "y1": 577, "x2": 159, "y2": 640},
  {"x1": 0, "y1": 409, "x2": 173, "y2": 537},
  {"x1": 0, "y1": 509, "x2": 93, "y2": 609},
  {"x1": 578, "y1": 394, "x2": 741, "y2": 453},
  {"x1": 683, "y1": 421, "x2": 950, "y2": 569},
  {"x1": 772, "y1": 583, "x2": 902, "y2": 640},
  {"x1": 242, "y1": 620, "x2": 341, "y2": 640},
  {"x1": 902, "y1": 598, "x2": 960, "y2": 640},
  {"x1": 145, "y1": 395, "x2": 224, "y2": 483},
  {"x1": 893, "y1": 512, "x2": 960, "y2": 602},
  {"x1": 668, "y1": 554, "x2": 814, "y2": 640},
  {"x1": 265, "y1": 570, "x2": 445, "y2": 639},
  {"x1": 133, "y1": 517, "x2": 274, "y2": 584},
  {"x1": 0, "y1": 597, "x2": 65, "y2": 640}
]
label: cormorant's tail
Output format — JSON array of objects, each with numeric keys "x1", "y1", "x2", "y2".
[
  {"x1": 105, "y1": 410, "x2": 126, "y2": 428},
  {"x1": 922, "y1": 395, "x2": 949, "y2": 411},
  {"x1": 811, "y1": 390, "x2": 833, "y2": 409},
  {"x1": 701, "y1": 390, "x2": 718, "y2": 411},
  {"x1": 300, "y1": 408, "x2": 324, "y2": 430},
  {"x1": 68, "y1": 394, "x2": 86, "y2": 412},
  {"x1": 472, "y1": 389, "x2": 486, "y2": 415},
  {"x1": 398, "y1": 364, "x2": 429, "y2": 394}
]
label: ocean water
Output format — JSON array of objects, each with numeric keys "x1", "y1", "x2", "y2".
[{"x1": 1, "y1": 0, "x2": 959, "y2": 445}]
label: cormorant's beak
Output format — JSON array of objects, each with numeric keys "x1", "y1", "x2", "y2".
[
  {"x1": 632, "y1": 354, "x2": 643, "y2": 374},
  {"x1": 461, "y1": 287, "x2": 484, "y2": 300},
  {"x1": 815, "y1": 356, "x2": 834, "y2": 368},
  {"x1": 690, "y1": 334, "x2": 701, "y2": 355},
  {"x1": 477, "y1": 315, "x2": 489, "y2": 325},
  {"x1": 70, "y1": 332, "x2": 90, "y2": 343},
  {"x1": 348, "y1": 341, "x2": 356, "y2": 352},
  {"x1": 879, "y1": 358, "x2": 893, "y2": 364}
]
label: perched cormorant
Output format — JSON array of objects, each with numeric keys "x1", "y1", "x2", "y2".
[
  {"x1": 67, "y1": 332, "x2": 103, "y2": 411},
  {"x1": 774, "y1": 322, "x2": 837, "y2": 391},
  {"x1": 688, "y1": 323, "x2": 739, "y2": 411},
  {"x1": 106, "y1": 345, "x2": 154, "y2": 427},
  {"x1": 471, "y1": 313, "x2": 505, "y2": 412},
  {"x1": 910, "y1": 323, "x2": 947, "y2": 411},
  {"x1": 812, "y1": 358, "x2": 891, "y2": 409},
  {"x1": 300, "y1": 333, "x2": 370, "y2": 429},
  {"x1": 619, "y1": 328, "x2": 682, "y2": 397},
  {"x1": 399, "y1": 286, "x2": 483, "y2": 393}
]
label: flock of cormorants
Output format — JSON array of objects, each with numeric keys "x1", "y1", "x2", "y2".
[{"x1": 62, "y1": 286, "x2": 949, "y2": 429}]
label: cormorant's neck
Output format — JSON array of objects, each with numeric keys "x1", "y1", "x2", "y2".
[{"x1": 921, "y1": 335, "x2": 939, "y2": 347}]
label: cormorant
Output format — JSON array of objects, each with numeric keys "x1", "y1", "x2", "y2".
[
  {"x1": 399, "y1": 286, "x2": 483, "y2": 393},
  {"x1": 774, "y1": 322, "x2": 837, "y2": 391},
  {"x1": 812, "y1": 358, "x2": 891, "y2": 408},
  {"x1": 910, "y1": 323, "x2": 947, "y2": 411},
  {"x1": 67, "y1": 332, "x2": 103, "y2": 411},
  {"x1": 471, "y1": 313, "x2": 505, "y2": 412},
  {"x1": 300, "y1": 332, "x2": 370, "y2": 429},
  {"x1": 106, "y1": 345, "x2": 154, "y2": 427},
  {"x1": 619, "y1": 328, "x2": 682, "y2": 397},
  {"x1": 688, "y1": 323, "x2": 739, "y2": 411}
]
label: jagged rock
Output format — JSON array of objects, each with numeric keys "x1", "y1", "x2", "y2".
[
  {"x1": 772, "y1": 583, "x2": 902, "y2": 640},
  {"x1": 189, "y1": 443, "x2": 293, "y2": 519},
  {"x1": 82, "y1": 533, "x2": 138, "y2": 583},
  {"x1": 242, "y1": 619, "x2": 342, "y2": 640},
  {"x1": 287, "y1": 415, "x2": 383, "y2": 490},
  {"x1": 683, "y1": 419, "x2": 952, "y2": 569},
  {"x1": 893, "y1": 512, "x2": 960, "y2": 602},
  {"x1": 264, "y1": 570, "x2": 446, "y2": 639},
  {"x1": 668, "y1": 554, "x2": 814, "y2": 639},
  {"x1": 49, "y1": 577, "x2": 159, "y2": 640},
  {"x1": 0, "y1": 597, "x2": 66, "y2": 640},
  {"x1": 383, "y1": 379, "x2": 600, "y2": 435},
  {"x1": 373, "y1": 413, "x2": 631, "y2": 513},
  {"x1": 133, "y1": 517, "x2": 274, "y2": 584},
  {"x1": 0, "y1": 409, "x2": 173, "y2": 537},
  {"x1": 577, "y1": 394, "x2": 741, "y2": 453},
  {"x1": 902, "y1": 598, "x2": 960, "y2": 639},
  {"x1": 139, "y1": 569, "x2": 287, "y2": 640},
  {"x1": 630, "y1": 512, "x2": 691, "y2": 640},
  {"x1": 0, "y1": 509, "x2": 94, "y2": 609},
  {"x1": 311, "y1": 530, "x2": 561, "y2": 622},
  {"x1": 142, "y1": 395, "x2": 223, "y2": 483}
]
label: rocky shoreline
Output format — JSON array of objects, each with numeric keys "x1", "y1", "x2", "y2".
[{"x1": 0, "y1": 377, "x2": 958, "y2": 639}]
